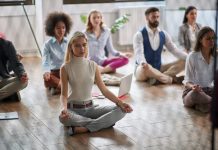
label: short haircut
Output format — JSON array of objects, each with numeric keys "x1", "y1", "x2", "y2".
[{"x1": 145, "y1": 7, "x2": 159, "y2": 16}]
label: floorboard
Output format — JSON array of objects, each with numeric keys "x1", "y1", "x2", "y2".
[{"x1": 0, "y1": 52, "x2": 217, "y2": 150}]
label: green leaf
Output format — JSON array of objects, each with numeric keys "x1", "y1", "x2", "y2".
[
  {"x1": 110, "y1": 14, "x2": 131, "y2": 34},
  {"x1": 80, "y1": 14, "x2": 87, "y2": 24}
]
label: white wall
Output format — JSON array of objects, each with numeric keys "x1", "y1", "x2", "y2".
[
  {"x1": 166, "y1": 0, "x2": 216, "y2": 10},
  {"x1": 63, "y1": 1, "x2": 165, "y2": 49},
  {"x1": 0, "y1": 5, "x2": 37, "y2": 56},
  {"x1": 0, "y1": 0, "x2": 165, "y2": 56},
  {"x1": 165, "y1": 10, "x2": 216, "y2": 43},
  {"x1": 164, "y1": 0, "x2": 217, "y2": 44}
]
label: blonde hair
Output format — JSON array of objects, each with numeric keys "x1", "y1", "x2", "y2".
[
  {"x1": 86, "y1": 9, "x2": 104, "y2": 33},
  {"x1": 64, "y1": 31, "x2": 88, "y2": 63}
]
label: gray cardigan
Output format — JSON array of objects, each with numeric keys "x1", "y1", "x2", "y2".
[{"x1": 178, "y1": 23, "x2": 202, "y2": 52}]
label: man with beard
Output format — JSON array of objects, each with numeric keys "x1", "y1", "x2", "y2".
[{"x1": 133, "y1": 7, "x2": 187, "y2": 85}]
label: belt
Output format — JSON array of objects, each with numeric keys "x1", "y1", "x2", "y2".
[{"x1": 67, "y1": 101, "x2": 93, "y2": 109}]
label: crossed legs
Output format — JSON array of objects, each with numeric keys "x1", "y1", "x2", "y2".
[{"x1": 135, "y1": 59, "x2": 185, "y2": 84}]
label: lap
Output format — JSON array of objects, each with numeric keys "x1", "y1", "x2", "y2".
[
  {"x1": 0, "y1": 76, "x2": 20, "y2": 88},
  {"x1": 59, "y1": 105, "x2": 118, "y2": 126},
  {"x1": 74, "y1": 105, "x2": 117, "y2": 119}
]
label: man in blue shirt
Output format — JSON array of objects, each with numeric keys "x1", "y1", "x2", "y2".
[{"x1": 0, "y1": 37, "x2": 28, "y2": 101}]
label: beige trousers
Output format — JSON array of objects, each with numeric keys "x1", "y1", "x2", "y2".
[
  {"x1": 0, "y1": 77, "x2": 27, "y2": 100},
  {"x1": 135, "y1": 59, "x2": 185, "y2": 84}
]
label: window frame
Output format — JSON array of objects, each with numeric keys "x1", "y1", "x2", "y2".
[
  {"x1": 63, "y1": 0, "x2": 164, "y2": 4},
  {"x1": 0, "y1": 0, "x2": 34, "y2": 6}
]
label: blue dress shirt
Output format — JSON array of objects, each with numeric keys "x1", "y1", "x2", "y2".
[
  {"x1": 42, "y1": 37, "x2": 68, "y2": 73},
  {"x1": 85, "y1": 27, "x2": 120, "y2": 65}
]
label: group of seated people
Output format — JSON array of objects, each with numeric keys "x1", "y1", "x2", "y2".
[{"x1": 0, "y1": 6, "x2": 216, "y2": 135}]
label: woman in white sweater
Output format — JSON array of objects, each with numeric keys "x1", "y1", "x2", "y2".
[{"x1": 59, "y1": 31, "x2": 132, "y2": 135}]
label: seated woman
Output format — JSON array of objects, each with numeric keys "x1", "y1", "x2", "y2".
[
  {"x1": 182, "y1": 26, "x2": 216, "y2": 113},
  {"x1": 59, "y1": 31, "x2": 132, "y2": 135},
  {"x1": 84, "y1": 10, "x2": 131, "y2": 74},
  {"x1": 42, "y1": 12, "x2": 73, "y2": 95},
  {"x1": 178, "y1": 6, "x2": 202, "y2": 53}
]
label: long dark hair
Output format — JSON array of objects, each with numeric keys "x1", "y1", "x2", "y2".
[
  {"x1": 194, "y1": 26, "x2": 215, "y2": 55},
  {"x1": 182, "y1": 6, "x2": 197, "y2": 24}
]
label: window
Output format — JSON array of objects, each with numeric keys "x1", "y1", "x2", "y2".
[
  {"x1": 0, "y1": 0, "x2": 34, "y2": 6},
  {"x1": 63, "y1": 0, "x2": 164, "y2": 4}
]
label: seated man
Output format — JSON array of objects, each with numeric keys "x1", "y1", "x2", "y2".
[
  {"x1": 133, "y1": 7, "x2": 187, "y2": 85},
  {"x1": 0, "y1": 37, "x2": 28, "y2": 101}
]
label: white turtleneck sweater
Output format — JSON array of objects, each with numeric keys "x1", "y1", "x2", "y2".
[{"x1": 63, "y1": 56, "x2": 97, "y2": 102}]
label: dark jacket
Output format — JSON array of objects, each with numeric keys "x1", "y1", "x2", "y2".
[{"x1": 0, "y1": 38, "x2": 25, "y2": 79}]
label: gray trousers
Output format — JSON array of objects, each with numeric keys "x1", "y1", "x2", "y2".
[
  {"x1": 0, "y1": 77, "x2": 27, "y2": 100},
  {"x1": 59, "y1": 105, "x2": 126, "y2": 132}
]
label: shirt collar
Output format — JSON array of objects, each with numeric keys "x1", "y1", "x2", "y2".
[
  {"x1": 51, "y1": 37, "x2": 67, "y2": 44},
  {"x1": 198, "y1": 51, "x2": 214, "y2": 62},
  {"x1": 101, "y1": 26, "x2": 106, "y2": 32},
  {"x1": 88, "y1": 26, "x2": 106, "y2": 34},
  {"x1": 146, "y1": 24, "x2": 160, "y2": 35}
]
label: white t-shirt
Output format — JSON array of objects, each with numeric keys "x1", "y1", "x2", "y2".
[{"x1": 188, "y1": 25, "x2": 197, "y2": 51}]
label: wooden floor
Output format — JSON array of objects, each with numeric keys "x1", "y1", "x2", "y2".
[{"x1": 0, "y1": 53, "x2": 217, "y2": 150}]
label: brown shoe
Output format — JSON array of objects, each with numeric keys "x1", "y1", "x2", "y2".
[{"x1": 172, "y1": 76, "x2": 184, "y2": 84}]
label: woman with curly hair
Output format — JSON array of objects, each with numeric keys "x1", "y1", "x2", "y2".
[
  {"x1": 42, "y1": 11, "x2": 73, "y2": 95},
  {"x1": 84, "y1": 10, "x2": 131, "y2": 74}
]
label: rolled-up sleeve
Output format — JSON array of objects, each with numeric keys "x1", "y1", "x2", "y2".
[
  {"x1": 105, "y1": 31, "x2": 120, "y2": 56},
  {"x1": 178, "y1": 26, "x2": 185, "y2": 48},
  {"x1": 42, "y1": 43, "x2": 51, "y2": 73},
  {"x1": 133, "y1": 32, "x2": 146, "y2": 64},
  {"x1": 183, "y1": 54, "x2": 195, "y2": 85}
]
